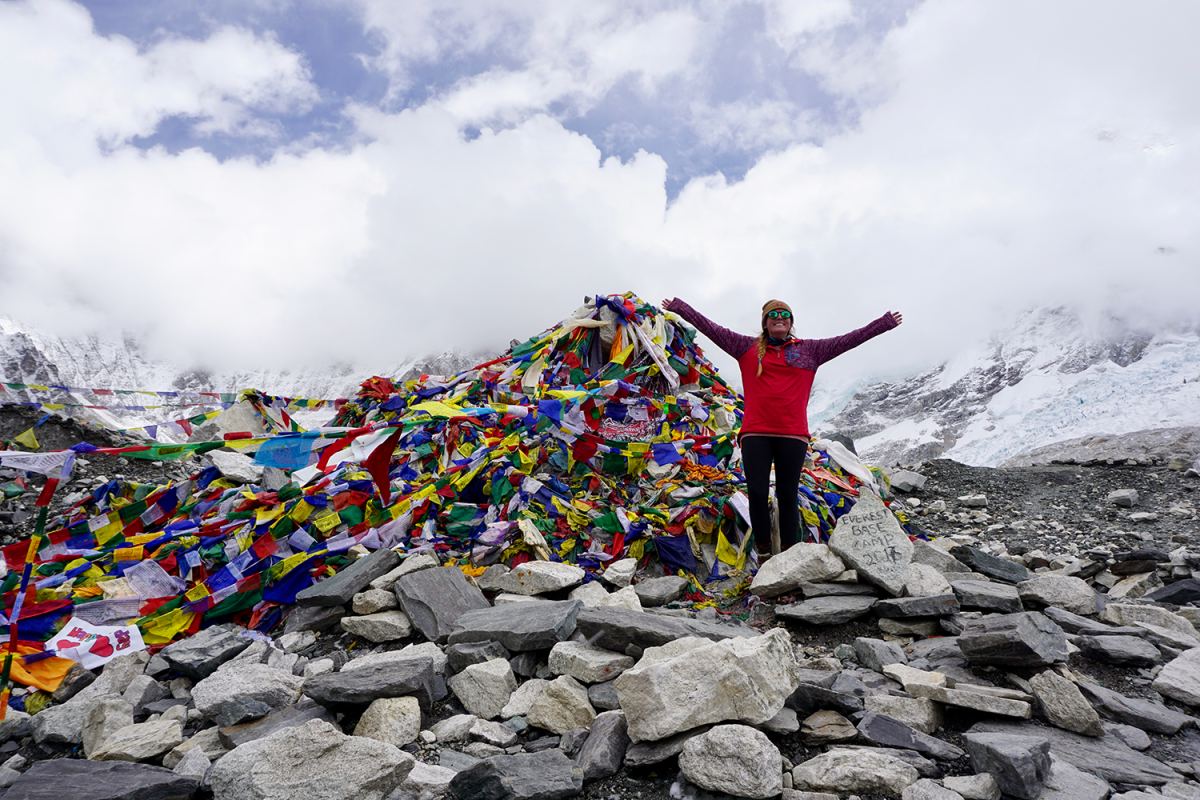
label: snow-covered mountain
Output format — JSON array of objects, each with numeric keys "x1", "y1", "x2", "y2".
[
  {"x1": 808, "y1": 308, "x2": 1200, "y2": 467},
  {"x1": 5, "y1": 307, "x2": 1200, "y2": 466},
  {"x1": 0, "y1": 316, "x2": 487, "y2": 434}
]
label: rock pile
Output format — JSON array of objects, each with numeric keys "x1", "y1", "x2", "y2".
[{"x1": 2, "y1": 453, "x2": 1200, "y2": 800}]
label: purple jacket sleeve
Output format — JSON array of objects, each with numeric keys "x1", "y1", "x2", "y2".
[
  {"x1": 666, "y1": 299, "x2": 756, "y2": 360},
  {"x1": 807, "y1": 312, "x2": 899, "y2": 366}
]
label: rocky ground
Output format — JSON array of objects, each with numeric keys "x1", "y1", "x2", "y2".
[{"x1": 3, "y1": 409, "x2": 1200, "y2": 800}]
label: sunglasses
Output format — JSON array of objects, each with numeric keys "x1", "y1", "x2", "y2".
[{"x1": 766, "y1": 310, "x2": 792, "y2": 319}]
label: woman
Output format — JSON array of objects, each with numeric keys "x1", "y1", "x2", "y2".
[{"x1": 661, "y1": 297, "x2": 902, "y2": 561}]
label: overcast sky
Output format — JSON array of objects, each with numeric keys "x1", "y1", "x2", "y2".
[{"x1": 1, "y1": 0, "x2": 1197, "y2": 386}]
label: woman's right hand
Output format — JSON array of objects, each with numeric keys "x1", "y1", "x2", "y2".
[{"x1": 661, "y1": 297, "x2": 680, "y2": 312}]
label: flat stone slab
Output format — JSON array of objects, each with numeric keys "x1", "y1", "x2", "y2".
[
  {"x1": 775, "y1": 596, "x2": 877, "y2": 626},
  {"x1": 632, "y1": 576, "x2": 689, "y2": 607},
  {"x1": 303, "y1": 656, "x2": 438, "y2": 711},
  {"x1": 448, "y1": 600, "x2": 582, "y2": 652},
  {"x1": 1074, "y1": 681, "x2": 1192, "y2": 735},
  {"x1": 160, "y1": 626, "x2": 253, "y2": 680},
  {"x1": 950, "y1": 545, "x2": 1031, "y2": 584},
  {"x1": 296, "y1": 547, "x2": 402, "y2": 607},
  {"x1": 395, "y1": 566, "x2": 491, "y2": 644},
  {"x1": 958, "y1": 612, "x2": 1068, "y2": 667},
  {"x1": 4, "y1": 759, "x2": 199, "y2": 800},
  {"x1": 218, "y1": 698, "x2": 336, "y2": 749},
  {"x1": 829, "y1": 491, "x2": 913, "y2": 597},
  {"x1": 907, "y1": 684, "x2": 1032, "y2": 718},
  {"x1": 857, "y1": 712, "x2": 964, "y2": 761},
  {"x1": 949, "y1": 580, "x2": 1023, "y2": 613},
  {"x1": 574, "y1": 606, "x2": 757, "y2": 652},
  {"x1": 448, "y1": 750, "x2": 583, "y2": 800},
  {"x1": 874, "y1": 594, "x2": 959, "y2": 618},
  {"x1": 496, "y1": 561, "x2": 586, "y2": 596},
  {"x1": 970, "y1": 720, "x2": 1181, "y2": 786}
]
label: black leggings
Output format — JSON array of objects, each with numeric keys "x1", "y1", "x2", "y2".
[{"x1": 742, "y1": 435, "x2": 808, "y2": 551}]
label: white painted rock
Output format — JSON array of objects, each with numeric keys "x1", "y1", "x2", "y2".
[{"x1": 828, "y1": 491, "x2": 913, "y2": 597}]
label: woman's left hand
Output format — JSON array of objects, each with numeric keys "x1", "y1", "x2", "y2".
[{"x1": 890, "y1": 311, "x2": 903, "y2": 325}]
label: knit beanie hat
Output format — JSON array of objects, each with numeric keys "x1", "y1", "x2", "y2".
[{"x1": 761, "y1": 299, "x2": 793, "y2": 331}]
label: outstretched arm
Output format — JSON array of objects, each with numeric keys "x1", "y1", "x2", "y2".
[
  {"x1": 809, "y1": 311, "x2": 901, "y2": 365},
  {"x1": 661, "y1": 298, "x2": 756, "y2": 360}
]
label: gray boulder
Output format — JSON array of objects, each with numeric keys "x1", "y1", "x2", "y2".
[
  {"x1": 573, "y1": 606, "x2": 757, "y2": 652},
  {"x1": 219, "y1": 699, "x2": 336, "y2": 749},
  {"x1": 303, "y1": 656, "x2": 438, "y2": 711},
  {"x1": 1038, "y1": 755, "x2": 1112, "y2": 800},
  {"x1": 856, "y1": 713, "x2": 965, "y2": 761},
  {"x1": 1075, "y1": 680, "x2": 1192, "y2": 734},
  {"x1": 497, "y1": 561, "x2": 586, "y2": 596},
  {"x1": 1017, "y1": 575, "x2": 1098, "y2": 616},
  {"x1": 1028, "y1": 671, "x2": 1104, "y2": 736},
  {"x1": 395, "y1": 565, "x2": 492, "y2": 643},
  {"x1": 792, "y1": 747, "x2": 919, "y2": 795},
  {"x1": 210, "y1": 718, "x2": 413, "y2": 800},
  {"x1": 963, "y1": 732, "x2": 1051, "y2": 800},
  {"x1": 750, "y1": 543, "x2": 846, "y2": 598},
  {"x1": 447, "y1": 658, "x2": 517, "y2": 720},
  {"x1": 958, "y1": 612, "x2": 1068, "y2": 667},
  {"x1": 679, "y1": 724, "x2": 782, "y2": 799},
  {"x1": 950, "y1": 580, "x2": 1023, "y2": 613},
  {"x1": 970, "y1": 720, "x2": 1181, "y2": 786},
  {"x1": 615, "y1": 629, "x2": 798, "y2": 742},
  {"x1": 573, "y1": 710, "x2": 629, "y2": 780},
  {"x1": 1152, "y1": 646, "x2": 1200, "y2": 706},
  {"x1": 775, "y1": 595, "x2": 877, "y2": 625},
  {"x1": 1076, "y1": 634, "x2": 1161, "y2": 667},
  {"x1": 950, "y1": 546, "x2": 1031, "y2": 584},
  {"x1": 3, "y1": 760, "x2": 199, "y2": 800},
  {"x1": 90, "y1": 719, "x2": 185, "y2": 763},
  {"x1": 160, "y1": 625, "x2": 252, "y2": 680},
  {"x1": 296, "y1": 547, "x2": 401, "y2": 607},
  {"x1": 449, "y1": 600, "x2": 582, "y2": 652},
  {"x1": 631, "y1": 576, "x2": 689, "y2": 607},
  {"x1": 191, "y1": 662, "x2": 304, "y2": 718},
  {"x1": 448, "y1": 749, "x2": 583, "y2": 800}
]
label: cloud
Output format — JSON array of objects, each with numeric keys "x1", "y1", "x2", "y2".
[{"x1": 0, "y1": 0, "x2": 1197, "y2": 396}]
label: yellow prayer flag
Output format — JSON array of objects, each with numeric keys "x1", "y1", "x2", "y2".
[
  {"x1": 256, "y1": 505, "x2": 286, "y2": 524},
  {"x1": 113, "y1": 546, "x2": 144, "y2": 562},
  {"x1": 290, "y1": 500, "x2": 314, "y2": 523},
  {"x1": 312, "y1": 511, "x2": 340, "y2": 533},
  {"x1": 12, "y1": 428, "x2": 39, "y2": 451},
  {"x1": 140, "y1": 609, "x2": 196, "y2": 645}
]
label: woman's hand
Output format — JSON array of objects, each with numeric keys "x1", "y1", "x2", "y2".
[
  {"x1": 890, "y1": 311, "x2": 903, "y2": 325},
  {"x1": 662, "y1": 298, "x2": 681, "y2": 312}
]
